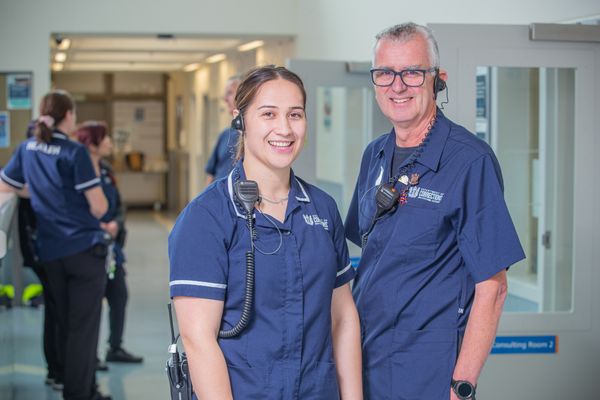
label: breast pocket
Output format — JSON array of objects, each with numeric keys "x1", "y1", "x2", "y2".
[{"x1": 399, "y1": 204, "x2": 441, "y2": 246}]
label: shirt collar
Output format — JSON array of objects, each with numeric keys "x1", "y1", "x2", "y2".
[
  {"x1": 376, "y1": 108, "x2": 450, "y2": 172},
  {"x1": 226, "y1": 159, "x2": 311, "y2": 220},
  {"x1": 51, "y1": 130, "x2": 69, "y2": 140}
]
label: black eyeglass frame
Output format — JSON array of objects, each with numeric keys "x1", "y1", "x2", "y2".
[{"x1": 370, "y1": 67, "x2": 438, "y2": 87}]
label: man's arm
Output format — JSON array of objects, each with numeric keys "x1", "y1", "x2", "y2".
[{"x1": 450, "y1": 269, "x2": 507, "y2": 398}]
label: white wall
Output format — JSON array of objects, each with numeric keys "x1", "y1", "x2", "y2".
[{"x1": 294, "y1": 0, "x2": 600, "y2": 61}]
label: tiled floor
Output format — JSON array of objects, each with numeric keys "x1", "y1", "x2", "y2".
[{"x1": 0, "y1": 211, "x2": 173, "y2": 400}]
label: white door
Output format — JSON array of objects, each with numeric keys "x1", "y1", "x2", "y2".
[{"x1": 432, "y1": 23, "x2": 600, "y2": 399}]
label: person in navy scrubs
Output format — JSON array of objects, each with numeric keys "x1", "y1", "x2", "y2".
[
  {"x1": 74, "y1": 122, "x2": 143, "y2": 367},
  {"x1": 0, "y1": 90, "x2": 111, "y2": 400},
  {"x1": 345, "y1": 23, "x2": 525, "y2": 400},
  {"x1": 205, "y1": 75, "x2": 241, "y2": 185},
  {"x1": 169, "y1": 66, "x2": 362, "y2": 400}
]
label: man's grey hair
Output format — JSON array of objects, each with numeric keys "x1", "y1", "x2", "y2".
[{"x1": 373, "y1": 22, "x2": 440, "y2": 68}]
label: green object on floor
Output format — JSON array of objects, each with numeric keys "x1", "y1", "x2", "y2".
[{"x1": 22, "y1": 283, "x2": 43, "y2": 304}]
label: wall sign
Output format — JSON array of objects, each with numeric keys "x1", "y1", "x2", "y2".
[
  {"x1": 492, "y1": 335, "x2": 557, "y2": 354},
  {"x1": 6, "y1": 74, "x2": 32, "y2": 110},
  {"x1": 0, "y1": 112, "x2": 10, "y2": 148}
]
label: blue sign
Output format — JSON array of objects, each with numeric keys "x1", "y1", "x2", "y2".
[{"x1": 492, "y1": 335, "x2": 557, "y2": 354}]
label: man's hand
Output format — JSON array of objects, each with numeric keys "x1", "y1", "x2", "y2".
[{"x1": 100, "y1": 220, "x2": 119, "y2": 238}]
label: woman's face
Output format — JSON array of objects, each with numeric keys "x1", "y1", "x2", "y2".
[
  {"x1": 97, "y1": 135, "x2": 113, "y2": 158},
  {"x1": 242, "y1": 78, "x2": 306, "y2": 172}
]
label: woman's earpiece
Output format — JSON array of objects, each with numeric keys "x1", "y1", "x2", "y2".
[{"x1": 231, "y1": 114, "x2": 245, "y2": 131}]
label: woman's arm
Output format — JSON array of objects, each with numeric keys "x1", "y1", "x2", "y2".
[
  {"x1": 331, "y1": 283, "x2": 363, "y2": 400},
  {"x1": 84, "y1": 186, "x2": 108, "y2": 219},
  {"x1": 173, "y1": 296, "x2": 233, "y2": 400},
  {"x1": 0, "y1": 180, "x2": 29, "y2": 198}
]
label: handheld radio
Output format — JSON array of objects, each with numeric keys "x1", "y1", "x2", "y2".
[
  {"x1": 166, "y1": 303, "x2": 193, "y2": 400},
  {"x1": 361, "y1": 183, "x2": 401, "y2": 247}
]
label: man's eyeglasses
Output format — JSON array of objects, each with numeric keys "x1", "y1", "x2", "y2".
[{"x1": 370, "y1": 67, "x2": 438, "y2": 87}]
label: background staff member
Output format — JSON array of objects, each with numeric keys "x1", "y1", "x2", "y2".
[
  {"x1": 170, "y1": 66, "x2": 362, "y2": 399},
  {"x1": 204, "y1": 75, "x2": 241, "y2": 186},
  {"x1": 75, "y1": 122, "x2": 143, "y2": 368},
  {"x1": 0, "y1": 91, "x2": 111, "y2": 400},
  {"x1": 345, "y1": 23, "x2": 525, "y2": 400}
]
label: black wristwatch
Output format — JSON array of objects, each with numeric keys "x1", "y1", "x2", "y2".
[{"x1": 451, "y1": 379, "x2": 476, "y2": 400}]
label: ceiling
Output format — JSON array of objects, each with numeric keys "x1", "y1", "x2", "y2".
[{"x1": 49, "y1": 34, "x2": 286, "y2": 72}]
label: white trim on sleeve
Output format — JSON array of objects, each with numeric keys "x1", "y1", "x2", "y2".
[
  {"x1": 74, "y1": 177, "x2": 100, "y2": 191},
  {"x1": 170, "y1": 280, "x2": 227, "y2": 289},
  {"x1": 336, "y1": 263, "x2": 352, "y2": 277},
  {"x1": 0, "y1": 170, "x2": 25, "y2": 189}
]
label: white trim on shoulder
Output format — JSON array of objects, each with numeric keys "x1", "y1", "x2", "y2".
[
  {"x1": 74, "y1": 177, "x2": 100, "y2": 191},
  {"x1": 336, "y1": 263, "x2": 352, "y2": 277},
  {"x1": 169, "y1": 280, "x2": 227, "y2": 289}
]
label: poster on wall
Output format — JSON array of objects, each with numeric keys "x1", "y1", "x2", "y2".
[
  {"x1": 7, "y1": 73, "x2": 32, "y2": 110},
  {"x1": 0, "y1": 112, "x2": 10, "y2": 148}
]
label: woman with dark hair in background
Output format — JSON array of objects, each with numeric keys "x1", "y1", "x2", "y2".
[
  {"x1": 169, "y1": 66, "x2": 362, "y2": 399},
  {"x1": 75, "y1": 121, "x2": 143, "y2": 368},
  {"x1": 0, "y1": 90, "x2": 111, "y2": 400}
]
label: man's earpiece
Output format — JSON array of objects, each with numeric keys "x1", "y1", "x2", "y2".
[
  {"x1": 433, "y1": 69, "x2": 446, "y2": 99},
  {"x1": 231, "y1": 114, "x2": 245, "y2": 132}
]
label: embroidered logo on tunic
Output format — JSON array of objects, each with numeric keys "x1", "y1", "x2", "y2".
[
  {"x1": 408, "y1": 187, "x2": 444, "y2": 204},
  {"x1": 303, "y1": 214, "x2": 329, "y2": 230}
]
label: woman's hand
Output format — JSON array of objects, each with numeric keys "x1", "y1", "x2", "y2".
[{"x1": 100, "y1": 220, "x2": 119, "y2": 238}]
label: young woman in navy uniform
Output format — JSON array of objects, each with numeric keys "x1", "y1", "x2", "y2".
[
  {"x1": 0, "y1": 91, "x2": 111, "y2": 400},
  {"x1": 169, "y1": 66, "x2": 362, "y2": 399},
  {"x1": 74, "y1": 122, "x2": 143, "y2": 367}
]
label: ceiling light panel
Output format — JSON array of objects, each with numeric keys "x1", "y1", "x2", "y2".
[
  {"x1": 70, "y1": 37, "x2": 241, "y2": 52},
  {"x1": 63, "y1": 62, "x2": 185, "y2": 72},
  {"x1": 237, "y1": 40, "x2": 264, "y2": 52},
  {"x1": 71, "y1": 51, "x2": 206, "y2": 63}
]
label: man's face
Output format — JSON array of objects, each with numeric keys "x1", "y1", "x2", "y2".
[
  {"x1": 373, "y1": 35, "x2": 438, "y2": 130},
  {"x1": 223, "y1": 80, "x2": 240, "y2": 115}
]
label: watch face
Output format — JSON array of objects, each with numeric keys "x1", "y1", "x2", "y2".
[{"x1": 457, "y1": 381, "x2": 474, "y2": 397}]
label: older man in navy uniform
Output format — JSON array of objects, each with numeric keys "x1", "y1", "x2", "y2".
[{"x1": 346, "y1": 23, "x2": 525, "y2": 400}]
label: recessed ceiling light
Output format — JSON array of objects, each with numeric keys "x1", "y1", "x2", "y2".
[
  {"x1": 183, "y1": 63, "x2": 200, "y2": 72},
  {"x1": 52, "y1": 63, "x2": 64, "y2": 71},
  {"x1": 54, "y1": 52, "x2": 67, "y2": 62},
  {"x1": 237, "y1": 40, "x2": 264, "y2": 52},
  {"x1": 57, "y1": 38, "x2": 71, "y2": 50},
  {"x1": 206, "y1": 53, "x2": 226, "y2": 63}
]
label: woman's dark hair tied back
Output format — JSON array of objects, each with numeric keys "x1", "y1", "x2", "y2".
[{"x1": 34, "y1": 90, "x2": 74, "y2": 143}]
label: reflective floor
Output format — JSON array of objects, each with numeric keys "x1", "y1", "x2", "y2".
[{"x1": 0, "y1": 211, "x2": 173, "y2": 400}]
